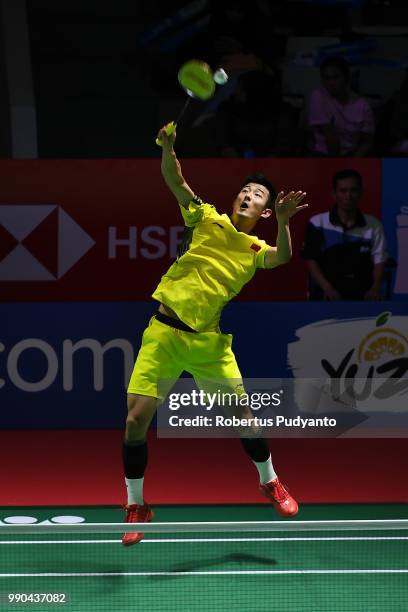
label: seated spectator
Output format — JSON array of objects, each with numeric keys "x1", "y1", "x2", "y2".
[
  {"x1": 301, "y1": 169, "x2": 387, "y2": 300},
  {"x1": 306, "y1": 57, "x2": 375, "y2": 157},
  {"x1": 214, "y1": 70, "x2": 297, "y2": 157}
]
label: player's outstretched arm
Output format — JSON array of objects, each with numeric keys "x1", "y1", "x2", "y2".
[
  {"x1": 265, "y1": 191, "x2": 308, "y2": 268},
  {"x1": 158, "y1": 126, "x2": 194, "y2": 209}
]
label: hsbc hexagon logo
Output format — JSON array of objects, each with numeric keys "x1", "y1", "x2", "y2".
[{"x1": 0, "y1": 205, "x2": 95, "y2": 281}]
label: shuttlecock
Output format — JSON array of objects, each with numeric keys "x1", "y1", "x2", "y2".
[{"x1": 214, "y1": 68, "x2": 228, "y2": 85}]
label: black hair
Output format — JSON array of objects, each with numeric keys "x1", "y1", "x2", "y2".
[
  {"x1": 240, "y1": 173, "x2": 276, "y2": 208},
  {"x1": 319, "y1": 56, "x2": 350, "y2": 81},
  {"x1": 332, "y1": 169, "x2": 363, "y2": 190}
]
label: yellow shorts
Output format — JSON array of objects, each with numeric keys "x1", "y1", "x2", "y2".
[{"x1": 127, "y1": 315, "x2": 243, "y2": 399}]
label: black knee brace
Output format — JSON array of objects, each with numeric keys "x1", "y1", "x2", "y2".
[
  {"x1": 122, "y1": 439, "x2": 148, "y2": 479},
  {"x1": 240, "y1": 437, "x2": 270, "y2": 463}
]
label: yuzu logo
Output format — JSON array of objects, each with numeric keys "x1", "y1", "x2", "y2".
[
  {"x1": 357, "y1": 315, "x2": 408, "y2": 363},
  {"x1": 288, "y1": 312, "x2": 408, "y2": 413},
  {"x1": 0, "y1": 205, "x2": 95, "y2": 280}
]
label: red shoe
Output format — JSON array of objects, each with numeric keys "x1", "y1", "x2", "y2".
[
  {"x1": 260, "y1": 478, "x2": 298, "y2": 517},
  {"x1": 122, "y1": 503, "x2": 154, "y2": 546}
]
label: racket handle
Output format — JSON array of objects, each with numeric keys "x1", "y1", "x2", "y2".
[{"x1": 155, "y1": 121, "x2": 176, "y2": 146}]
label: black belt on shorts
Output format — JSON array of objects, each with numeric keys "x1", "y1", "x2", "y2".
[{"x1": 155, "y1": 311, "x2": 197, "y2": 333}]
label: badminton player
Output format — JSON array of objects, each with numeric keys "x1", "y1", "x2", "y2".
[{"x1": 122, "y1": 126, "x2": 308, "y2": 545}]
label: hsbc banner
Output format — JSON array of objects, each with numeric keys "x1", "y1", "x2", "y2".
[
  {"x1": 1, "y1": 301, "x2": 406, "y2": 429},
  {"x1": 381, "y1": 159, "x2": 408, "y2": 299},
  {"x1": 0, "y1": 159, "x2": 381, "y2": 302}
]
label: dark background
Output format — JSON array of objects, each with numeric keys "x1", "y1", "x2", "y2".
[{"x1": 1, "y1": 0, "x2": 408, "y2": 158}]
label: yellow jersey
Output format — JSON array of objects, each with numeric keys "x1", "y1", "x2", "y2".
[{"x1": 152, "y1": 196, "x2": 272, "y2": 332}]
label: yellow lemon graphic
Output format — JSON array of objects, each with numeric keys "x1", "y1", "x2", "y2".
[{"x1": 358, "y1": 328, "x2": 408, "y2": 363}]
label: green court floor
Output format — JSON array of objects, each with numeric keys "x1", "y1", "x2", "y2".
[{"x1": 0, "y1": 504, "x2": 407, "y2": 612}]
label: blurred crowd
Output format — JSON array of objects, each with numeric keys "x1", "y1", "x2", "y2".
[
  {"x1": 20, "y1": 0, "x2": 408, "y2": 158},
  {"x1": 144, "y1": 0, "x2": 408, "y2": 158}
]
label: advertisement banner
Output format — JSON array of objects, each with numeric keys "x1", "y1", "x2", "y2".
[
  {"x1": 1, "y1": 301, "x2": 406, "y2": 430},
  {"x1": 0, "y1": 158, "x2": 381, "y2": 302}
]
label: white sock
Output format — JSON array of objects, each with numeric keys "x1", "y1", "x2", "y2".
[
  {"x1": 253, "y1": 455, "x2": 277, "y2": 485},
  {"x1": 125, "y1": 477, "x2": 144, "y2": 506}
]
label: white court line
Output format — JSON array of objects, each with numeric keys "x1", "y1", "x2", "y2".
[
  {"x1": 1, "y1": 536, "x2": 408, "y2": 545},
  {"x1": 1, "y1": 570, "x2": 408, "y2": 577},
  {"x1": 2, "y1": 519, "x2": 407, "y2": 533}
]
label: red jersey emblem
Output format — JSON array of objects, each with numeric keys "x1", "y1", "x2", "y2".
[{"x1": 250, "y1": 243, "x2": 261, "y2": 252}]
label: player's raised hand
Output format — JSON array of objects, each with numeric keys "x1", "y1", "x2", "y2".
[
  {"x1": 274, "y1": 191, "x2": 308, "y2": 221},
  {"x1": 156, "y1": 123, "x2": 177, "y2": 149}
]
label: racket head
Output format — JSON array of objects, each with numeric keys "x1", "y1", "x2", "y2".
[{"x1": 178, "y1": 60, "x2": 215, "y2": 101}]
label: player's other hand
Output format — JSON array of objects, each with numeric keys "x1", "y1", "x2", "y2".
[{"x1": 274, "y1": 191, "x2": 308, "y2": 222}]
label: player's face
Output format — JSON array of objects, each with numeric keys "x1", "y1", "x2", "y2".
[
  {"x1": 333, "y1": 177, "x2": 362, "y2": 210},
  {"x1": 232, "y1": 183, "x2": 272, "y2": 221}
]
